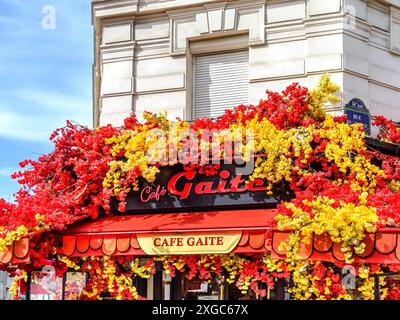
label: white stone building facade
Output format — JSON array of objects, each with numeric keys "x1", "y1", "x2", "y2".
[
  {"x1": 92, "y1": 0, "x2": 400, "y2": 130},
  {"x1": 0, "y1": 271, "x2": 12, "y2": 300}
]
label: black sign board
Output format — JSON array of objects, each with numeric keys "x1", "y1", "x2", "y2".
[
  {"x1": 344, "y1": 98, "x2": 371, "y2": 135},
  {"x1": 111, "y1": 157, "x2": 292, "y2": 214}
]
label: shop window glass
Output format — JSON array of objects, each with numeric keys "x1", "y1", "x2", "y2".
[
  {"x1": 374, "y1": 273, "x2": 400, "y2": 300},
  {"x1": 182, "y1": 274, "x2": 223, "y2": 300},
  {"x1": 30, "y1": 267, "x2": 62, "y2": 300},
  {"x1": 227, "y1": 277, "x2": 291, "y2": 300},
  {"x1": 64, "y1": 272, "x2": 87, "y2": 300}
]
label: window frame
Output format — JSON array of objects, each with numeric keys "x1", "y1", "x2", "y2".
[{"x1": 186, "y1": 31, "x2": 250, "y2": 121}]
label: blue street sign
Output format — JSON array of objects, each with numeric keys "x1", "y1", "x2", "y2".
[
  {"x1": 347, "y1": 98, "x2": 366, "y2": 110},
  {"x1": 344, "y1": 98, "x2": 371, "y2": 135}
]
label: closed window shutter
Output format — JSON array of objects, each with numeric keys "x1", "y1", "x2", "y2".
[{"x1": 194, "y1": 50, "x2": 249, "y2": 119}]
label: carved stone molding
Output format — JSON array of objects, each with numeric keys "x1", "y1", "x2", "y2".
[
  {"x1": 168, "y1": 9, "x2": 199, "y2": 55},
  {"x1": 236, "y1": 2, "x2": 266, "y2": 46},
  {"x1": 92, "y1": 0, "x2": 138, "y2": 19},
  {"x1": 168, "y1": 1, "x2": 265, "y2": 55},
  {"x1": 382, "y1": 0, "x2": 400, "y2": 9},
  {"x1": 390, "y1": 6, "x2": 400, "y2": 55}
]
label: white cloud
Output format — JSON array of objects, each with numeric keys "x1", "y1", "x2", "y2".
[
  {"x1": 0, "y1": 1, "x2": 93, "y2": 143},
  {"x1": 7, "y1": 88, "x2": 92, "y2": 115},
  {"x1": 0, "y1": 167, "x2": 18, "y2": 177},
  {"x1": 0, "y1": 88, "x2": 92, "y2": 142},
  {"x1": 0, "y1": 108, "x2": 90, "y2": 143},
  {"x1": 0, "y1": 110, "x2": 51, "y2": 141}
]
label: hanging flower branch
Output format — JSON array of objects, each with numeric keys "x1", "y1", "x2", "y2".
[
  {"x1": 0, "y1": 74, "x2": 399, "y2": 300},
  {"x1": 373, "y1": 116, "x2": 400, "y2": 144}
]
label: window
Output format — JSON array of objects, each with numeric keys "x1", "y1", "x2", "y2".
[
  {"x1": 182, "y1": 275, "x2": 222, "y2": 300},
  {"x1": 30, "y1": 267, "x2": 63, "y2": 300},
  {"x1": 64, "y1": 272, "x2": 87, "y2": 300},
  {"x1": 194, "y1": 50, "x2": 249, "y2": 119}
]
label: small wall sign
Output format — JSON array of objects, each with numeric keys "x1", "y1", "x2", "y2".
[{"x1": 344, "y1": 98, "x2": 371, "y2": 135}]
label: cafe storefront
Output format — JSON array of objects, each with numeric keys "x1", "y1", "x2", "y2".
[
  {"x1": 2, "y1": 148, "x2": 400, "y2": 301},
  {"x1": 26, "y1": 158, "x2": 291, "y2": 300},
  {"x1": 1, "y1": 72, "x2": 400, "y2": 300},
  {"x1": 1, "y1": 0, "x2": 400, "y2": 301}
]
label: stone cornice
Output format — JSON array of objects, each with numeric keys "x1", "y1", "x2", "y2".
[
  {"x1": 92, "y1": 0, "x2": 229, "y2": 22},
  {"x1": 91, "y1": 0, "x2": 400, "y2": 23},
  {"x1": 380, "y1": 0, "x2": 400, "y2": 9}
]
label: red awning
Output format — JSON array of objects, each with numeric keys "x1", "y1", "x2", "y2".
[
  {"x1": 62, "y1": 209, "x2": 278, "y2": 257},
  {"x1": 271, "y1": 229, "x2": 400, "y2": 264},
  {"x1": 0, "y1": 216, "x2": 88, "y2": 266},
  {"x1": 63, "y1": 209, "x2": 277, "y2": 235},
  {"x1": 0, "y1": 238, "x2": 30, "y2": 265},
  {"x1": 61, "y1": 209, "x2": 400, "y2": 264}
]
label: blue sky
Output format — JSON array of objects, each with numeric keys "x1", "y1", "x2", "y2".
[{"x1": 0, "y1": 0, "x2": 93, "y2": 200}]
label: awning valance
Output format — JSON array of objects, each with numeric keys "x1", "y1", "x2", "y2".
[
  {"x1": 271, "y1": 230, "x2": 400, "y2": 264},
  {"x1": 0, "y1": 238, "x2": 30, "y2": 265}
]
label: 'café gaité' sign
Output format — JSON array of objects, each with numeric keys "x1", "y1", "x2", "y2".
[
  {"x1": 111, "y1": 157, "x2": 292, "y2": 214},
  {"x1": 136, "y1": 231, "x2": 242, "y2": 255}
]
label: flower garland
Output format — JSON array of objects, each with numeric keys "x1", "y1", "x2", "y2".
[
  {"x1": 373, "y1": 116, "x2": 400, "y2": 144},
  {"x1": 9, "y1": 270, "x2": 28, "y2": 300},
  {"x1": 5, "y1": 252, "x2": 400, "y2": 300},
  {"x1": 286, "y1": 260, "x2": 351, "y2": 300},
  {"x1": 0, "y1": 74, "x2": 399, "y2": 300}
]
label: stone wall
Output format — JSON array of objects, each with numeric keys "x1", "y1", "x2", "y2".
[{"x1": 91, "y1": 0, "x2": 400, "y2": 129}]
